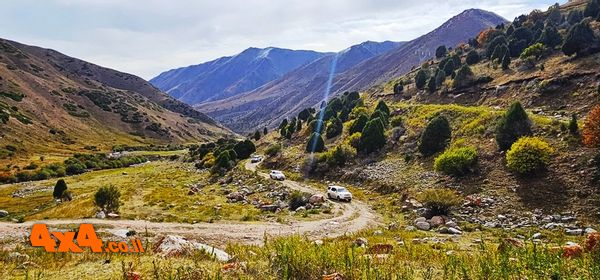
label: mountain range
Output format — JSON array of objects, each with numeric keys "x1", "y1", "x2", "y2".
[
  {"x1": 0, "y1": 38, "x2": 230, "y2": 158},
  {"x1": 158, "y1": 9, "x2": 507, "y2": 133}
]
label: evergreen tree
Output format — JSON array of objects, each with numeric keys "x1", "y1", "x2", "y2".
[
  {"x1": 508, "y1": 38, "x2": 529, "y2": 57},
  {"x1": 562, "y1": 21, "x2": 597, "y2": 56},
  {"x1": 569, "y1": 113, "x2": 579, "y2": 135},
  {"x1": 453, "y1": 65, "x2": 474, "y2": 89},
  {"x1": 418, "y1": 116, "x2": 451, "y2": 156},
  {"x1": 279, "y1": 118, "x2": 288, "y2": 130},
  {"x1": 370, "y1": 110, "x2": 389, "y2": 127},
  {"x1": 443, "y1": 60, "x2": 455, "y2": 76},
  {"x1": 435, "y1": 45, "x2": 447, "y2": 58},
  {"x1": 359, "y1": 118, "x2": 386, "y2": 154},
  {"x1": 491, "y1": 44, "x2": 508, "y2": 61},
  {"x1": 501, "y1": 53, "x2": 511, "y2": 70},
  {"x1": 253, "y1": 130, "x2": 261, "y2": 141},
  {"x1": 374, "y1": 100, "x2": 390, "y2": 116},
  {"x1": 427, "y1": 77, "x2": 437, "y2": 93},
  {"x1": 393, "y1": 82, "x2": 404, "y2": 94},
  {"x1": 349, "y1": 114, "x2": 368, "y2": 134},
  {"x1": 567, "y1": 10, "x2": 583, "y2": 25},
  {"x1": 53, "y1": 179, "x2": 68, "y2": 199},
  {"x1": 306, "y1": 132, "x2": 325, "y2": 152},
  {"x1": 435, "y1": 70, "x2": 446, "y2": 87},
  {"x1": 538, "y1": 25, "x2": 562, "y2": 48},
  {"x1": 415, "y1": 69, "x2": 428, "y2": 90},
  {"x1": 263, "y1": 127, "x2": 268, "y2": 135},
  {"x1": 465, "y1": 50, "x2": 480, "y2": 65},
  {"x1": 495, "y1": 102, "x2": 532, "y2": 150},
  {"x1": 233, "y1": 140, "x2": 256, "y2": 159},
  {"x1": 298, "y1": 108, "x2": 311, "y2": 121},
  {"x1": 584, "y1": 0, "x2": 600, "y2": 19}
]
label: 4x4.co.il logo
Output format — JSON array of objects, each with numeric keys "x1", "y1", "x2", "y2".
[{"x1": 29, "y1": 224, "x2": 144, "y2": 253}]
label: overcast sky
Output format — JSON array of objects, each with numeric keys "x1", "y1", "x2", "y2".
[{"x1": 0, "y1": 0, "x2": 560, "y2": 79}]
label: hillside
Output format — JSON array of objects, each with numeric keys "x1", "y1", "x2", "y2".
[
  {"x1": 199, "y1": 9, "x2": 506, "y2": 133},
  {"x1": 0, "y1": 38, "x2": 231, "y2": 166},
  {"x1": 150, "y1": 47, "x2": 328, "y2": 105}
]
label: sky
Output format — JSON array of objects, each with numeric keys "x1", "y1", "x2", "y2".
[{"x1": 0, "y1": 0, "x2": 561, "y2": 80}]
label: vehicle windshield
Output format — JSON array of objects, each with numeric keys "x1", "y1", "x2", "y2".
[
  {"x1": 272, "y1": 171, "x2": 282, "y2": 174},
  {"x1": 337, "y1": 187, "x2": 347, "y2": 192}
]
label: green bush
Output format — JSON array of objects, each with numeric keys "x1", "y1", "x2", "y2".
[
  {"x1": 434, "y1": 147, "x2": 478, "y2": 176},
  {"x1": 265, "y1": 143, "x2": 282, "y2": 157},
  {"x1": 370, "y1": 110, "x2": 388, "y2": 127},
  {"x1": 495, "y1": 102, "x2": 531, "y2": 150},
  {"x1": 418, "y1": 188, "x2": 462, "y2": 216},
  {"x1": 325, "y1": 117, "x2": 343, "y2": 139},
  {"x1": 53, "y1": 179, "x2": 68, "y2": 199},
  {"x1": 233, "y1": 139, "x2": 256, "y2": 159},
  {"x1": 390, "y1": 115, "x2": 403, "y2": 127},
  {"x1": 374, "y1": 100, "x2": 390, "y2": 117},
  {"x1": 465, "y1": 50, "x2": 480, "y2": 65},
  {"x1": 94, "y1": 185, "x2": 121, "y2": 213},
  {"x1": 419, "y1": 116, "x2": 451, "y2": 156},
  {"x1": 306, "y1": 133, "x2": 325, "y2": 153},
  {"x1": 322, "y1": 144, "x2": 356, "y2": 167},
  {"x1": 345, "y1": 132, "x2": 362, "y2": 150},
  {"x1": 562, "y1": 20, "x2": 596, "y2": 56},
  {"x1": 506, "y1": 137, "x2": 554, "y2": 174},
  {"x1": 452, "y1": 65, "x2": 474, "y2": 89},
  {"x1": 415, "y1": 69, "x2": 428, "y2": 90},
  {"x1": 349, "y1": 114, "x2": 368, "y2": 134}
]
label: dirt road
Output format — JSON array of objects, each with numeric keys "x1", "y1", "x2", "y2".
[{"x1": 0, "y1": 161, "x2": 380, "y2": 245}]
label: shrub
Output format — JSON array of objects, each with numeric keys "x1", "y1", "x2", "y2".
[
  {"x1": 308, "y1": 119, "x2": 325, "y2": 134},
  {"x1": 496, "y1": 102, "x2": 531, "y2": 151},
  {"x1": 94, "y1": 185, "x2": 121, "y2": 213},
  {"x1": 434, "y1": 147, "x2": 478, "y2": 176},
  {"x1": 370, "y1": 110, "x2": 389, "y2": 127},
  {"x1": 265, "y1": 143, "x2": 282, "y2": 157},
  {"x1": 520, "y1": 43, "x2": 546, "y2": 60},
  {"x1": 569, "y1": 114, "x2": 579, "y2": 136},
  {"x1": 567, "y1": 10, "x2": 583, "y2": 25},
  {"x1": 538, "y1": 26, "x2": 562, "y2": 49},
  {"x1": 65, "y1": 163, "x2": 86, "y2": 175},
  {"x1": 345, "y1": 133, "x2": 362, "y2": 150},
  {"x1": 359, "y1": 118, "x2": 386, "y2": 154},
  {"x1": 418, "y1": 188, "x2": 462, "y2": 216},
  {"x1": 390, "y1": 116, "x2": 403, "y2": 128},
  {"x1": 419, "y1": 116, "x2": 451, "y2": 157},
  {"x1": 24, "y1": 162, "x2": 38, "y2": 170},
  {"x1": 506, "y1": 137, "x2": 554, "y2": 174},
  {"x1": 374, "y1": 100, "x2": 390, "y2": 116},
  {"x1": 252, "y1": 130, "x2": 261, "y2": 141},
  {"x1": 393, "y1": 82, "x2": 404, "y2": 94},
  {"x1": 53, "y1": 179, "x2": 68, "y2": 199},
  {"x1": 323, "y1": 144, "x2": 356, "y2": 167},
  {"x1": 501, "y1": 53, "x2": 511, "y2": 70},
  {"x1": 325, "y1": 117, "x2": 343, "y2": 139},
  {"x1": 306, "y1": 133, "x2": 325, "y2": 153},
  {"x1": 583, "y1": 105, "x2": 600, "y2": 147}
]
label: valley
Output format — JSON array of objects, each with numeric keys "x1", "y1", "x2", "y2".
[{"x1": 2, "y1": 0, "x2": 600, "y2": 279}]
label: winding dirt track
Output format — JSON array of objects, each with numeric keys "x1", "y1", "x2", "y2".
[{"x1": 0, "y1": 161, "x2": 380, "y2": 245}]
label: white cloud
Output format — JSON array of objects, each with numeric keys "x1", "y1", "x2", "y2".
[{"x1": 0, "y1": 0, "x2": 561, "y2": 79}]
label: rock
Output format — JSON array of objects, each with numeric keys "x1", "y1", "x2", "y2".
[
  {"x1": 107, "y1": 213, "x2": 119, "y2": 219},
  {"x1": 258, "y1": 204, "x2": 279, "y2": 212},
  {"x1": 154, "y1": 235, "x2": 231, "y2": 261},
  {"x1": 437, "y1": 227, "x2": 449, "y2": 234},
  {"x1": 309, "y1": 194, "x2": 325, "y2": 205},
  {"x1": 429, "y1": 216, "x2": 444, "y2": 228},
  {"x1": 566, "y1": 229, "x2": 583, "y2": 236},
  {"x1": 295, "y1": 206, "x2": 306, "y2": 212},
  {"x1": 404, "y1": 226, "x2": 416, "y2": 232},
  {"x1": 354, "y1": 238, "x2": 368, "y2": 247},
  {"x1": 585, "y1": 228, "x2": 597, "y2": 234},
  {"x1": 0, "y1": 210, "x2": 8, "y2": 217},
  {"x1": 484, "y1": 222, "x2": 497, "y2": 228},
  {"x1": 414, "y1": 217, "x2": 427, "y2": 224},
  {"x1": 448, "y1": 227, "x2": 462, "y2": 235},
  {"x1": 532, "y1": 233, "x2": 542, "y2": 239},
  {"x1": 497, "y1": 214, "x2": 507, "y2": 221},
  {"x1": 314, "y1": 240, "x2": 324, "y2": 246},
  {"x1": 373, "y1": 230, "x2": 383, "y2": 236},
  {"x1": 445, "y1": 221, "x2": 457, "y2": 228},
  {"x1": 95, "y1": 211, "x2": 106, "y2": 219},
  {"x1": 416, "y1": 221, "x2": 431, "y2": 231}
]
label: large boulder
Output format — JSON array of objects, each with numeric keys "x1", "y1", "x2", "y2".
[
  {"x1": 429, "y1": 216, "x2": 445, "y2": 228},
  {"x1": 416, "y1": 221, "x2": 431, "y2": 231},
  {"x1": 0, "y1": 210, "x2": 8, "y2": 217},
  {"x1": 309, "y1": 194, "x2": 325, "y2": 205},
  {"x1": 154, "y1": 235, "x2": 231, "y2": 261}
]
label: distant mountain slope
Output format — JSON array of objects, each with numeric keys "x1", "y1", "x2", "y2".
[
  {"x1": 199, "y1": 9, "x2": 506, "y2": 133},
  {"x1": 0, "y1": 38, "x2": 230, "y2": 159},
  {"x1": 150, "y1": 47, "x2": 328, "y2": 105}
]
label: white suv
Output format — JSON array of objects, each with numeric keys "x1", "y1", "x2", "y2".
[
  {"x1": 269, "y1": 170, "x2": 286, "y2": 181},
  {"x1": 327, "y1": 186, "x2": 352, "y2": 202}
]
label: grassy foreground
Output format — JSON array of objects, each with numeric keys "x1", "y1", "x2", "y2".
[{"x1": 1, "y1": 227, "x2": 598, "y2": 279}]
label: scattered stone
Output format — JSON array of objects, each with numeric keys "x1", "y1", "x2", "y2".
[
  {"x1": 416, "y1": 221, "x2": 431, "y2": 231},
  {"x1": 314, "y1": 240, "x2": 324, "y2": 246},
  {"x1": 258, "y1": 204, "x2": 278, "y2": 212},
  {"x1": 437, "y1": 227, "x2": 449, "y2": 234},
  {"x1": 107, "y1": 213, "x2": 119, "y2": 219},
  {"x1": 497, "y1": 214, "x2": 507, "y2": 221},
  {"x1": 0, "y1": 210, "x2": 8, "y2": 217},
  {"x1": 566, "y1": 228, "x2": 583, "y2": 236},
  {"x1": 429, "y1": 216, "x2": 444, "y2": 227},
  {"x1": 448, "y1": 227, "x2": 462, "y2": 235},
  {"x1": 295, "y1": 206, "x2": 306, "y2": 212},
  {"x1": 445, "y1": 221, "x2": 457, "y2": 228},
  {"x1": 373, "y1": 230, "x2": 383, "y2": 236},
  {"x1": 414, "y1": 217, "x2": 426, "y2": 224},
  {"x1": 309, "y1": 194, "x2": 325, "y2": 205},
  {"x1": 585, "y1": 228, "x2": 597, "y2": 234},
  {"x1": 404, "y1": 226, "x2": 416, "y2": 232},
  {"x1": 484, "y1": 222, "x2": 497, "y2": 228},
  {"x1": 95, "y1": 211, "x2": 106, "y2": 219},
  {"x1": 532, "y1": 233, "x2": 542, "y2": 239}
]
